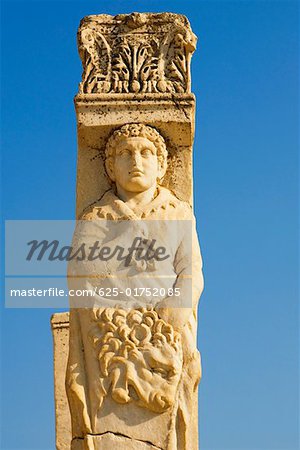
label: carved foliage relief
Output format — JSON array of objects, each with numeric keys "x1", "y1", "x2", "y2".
[
  {"x1": 78, "y1": 13, "x2": 197, "y2": 94},
  {"x1": 89, "y1": 307, "x2": 183, "y2": 413}
]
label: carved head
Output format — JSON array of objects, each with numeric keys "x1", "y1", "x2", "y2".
[
  {"x1": 90, "y1": 307, "x2": 182, "y2": 413},
  {"x1": 105, "y1": 124, "x2": 168, "y2": 194}
]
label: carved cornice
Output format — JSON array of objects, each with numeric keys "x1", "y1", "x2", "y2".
[
  {"x1": 77, "y1": 13, "x2": 197, "y2": 95},
  {"x1": 50, "y1": 312, "x2": 70, "y2": 330}
]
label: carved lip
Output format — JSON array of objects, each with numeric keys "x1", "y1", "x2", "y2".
[{"x1": 129, "y1": 170, "x2": 144, "y2": 176}]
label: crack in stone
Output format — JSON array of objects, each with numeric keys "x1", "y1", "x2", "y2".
[
  {"x1": 73, "y1": 431, "x2": 163, "y2": 449},
  {"x1": 171, "y1": 94, "x2": 191, "y2": 122}
]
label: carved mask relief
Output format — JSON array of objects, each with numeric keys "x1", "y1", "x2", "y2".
[{"x1": 89, "y1": 308, "x2": 183, "y2": 413}]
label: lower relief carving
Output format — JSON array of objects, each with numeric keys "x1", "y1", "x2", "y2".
[
  {"x1": 67, "y1": 306, "x2": 201, "y2": 450},
  {"x1": 89, "y1": 308, "x2": 183, "y2": 413}
]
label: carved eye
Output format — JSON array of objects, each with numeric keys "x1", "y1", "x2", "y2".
[
  {"x1": 141, "y1": 148, "x2": 152, "y2": 157},
  {"x1": 118, "y1": 149, "x2": 130, "y2": 157},
  {"x1": 151, "y1": 367, "x2": 168, "y2": 378}
]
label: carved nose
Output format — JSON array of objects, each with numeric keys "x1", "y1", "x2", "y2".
[{"x1": 131, "y1": 152, "x2": 142, "y2": 168}]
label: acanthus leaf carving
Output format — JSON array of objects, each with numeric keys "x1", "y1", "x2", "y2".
[
  {"x1": 77, "y1": 13, "x2": 197, "y2": 94},
  {"x1": 78, "y1": 28, "x2": 111, "y2": 94},
  {"x1": 111, "y1": 38, "x2": 160, "y2": 93}
]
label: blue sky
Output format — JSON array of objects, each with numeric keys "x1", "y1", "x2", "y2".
[{"x1": 1, "y1": 1, "x2": 299, "y2": 449}]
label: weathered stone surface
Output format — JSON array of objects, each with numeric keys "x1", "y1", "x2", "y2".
[
  {"x1": 52, "y1": 312, "x2": 176, "y2": 450},
  {"x1": 52, "y1": 11, "x2": 203, "y2": 450},
  {"x1": 72, "y1": 433, "x2": 161, "y2": 449},
  {"x1": 75, "y1": 94, "x2": 195, "y2": 217},
  {"x1": 77, "y1": 13, "x2": 196, "y2": 95},
  {"x1": 51, "y1": 313, "x2": 71, "y2": 450}
]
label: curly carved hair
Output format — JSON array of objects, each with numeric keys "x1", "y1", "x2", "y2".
[
  {"x1": 105, "y1": 123, "x2": 168, "y2": 181},
  {"x1": 90, "y1": 307, "x2": 181, "y2": 376}
]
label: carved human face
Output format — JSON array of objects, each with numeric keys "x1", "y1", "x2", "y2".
[{"x1": 107, "y1": 137, "x2": 162, "y2": 193}]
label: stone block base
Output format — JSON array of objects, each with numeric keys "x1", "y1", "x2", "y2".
[{"x1": 72, "y1": 433, "x2": 161, "y2": 450}]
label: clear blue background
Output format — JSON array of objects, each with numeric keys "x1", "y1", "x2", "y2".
[{"x1": 1, "y1": 1, "x2": 299, "y2": 449}]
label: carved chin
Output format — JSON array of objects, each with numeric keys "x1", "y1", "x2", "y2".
[{"x1": 122, "y1": 178, "x2": 154, "y2": 191}]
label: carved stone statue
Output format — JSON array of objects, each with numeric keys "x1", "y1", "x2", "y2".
[
  {"x1": 51, "y1": 12, "x2": 203, "y2": 450},
  {"x1": 66, "y1": 123, "x2": 203, "y2": 449}
]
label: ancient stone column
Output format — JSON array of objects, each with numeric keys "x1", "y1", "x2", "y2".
[{"x1": 51, "y1": 12, "x2": 203, "y2": 450}]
